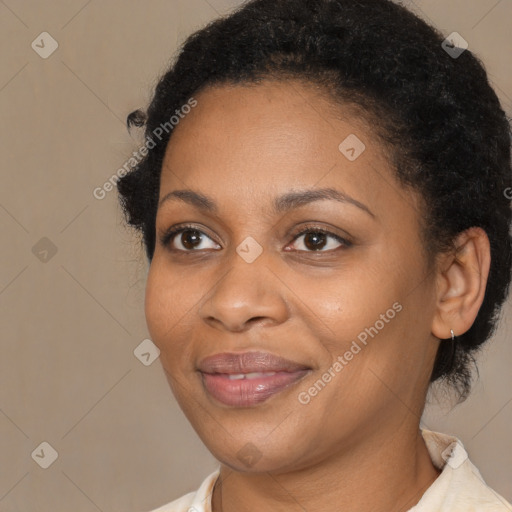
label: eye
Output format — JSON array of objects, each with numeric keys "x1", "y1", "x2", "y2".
[
  {"x1": 161, "y1": 224, "x2": 220, "y2": 251},
  {"x1": 287, "y1": 226, "x2": 351, "y2": 252},
  {"x1": 160, "y1": 223, "x2": 351, "y2": 253}
]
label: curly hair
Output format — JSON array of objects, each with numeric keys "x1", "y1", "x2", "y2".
[{"x1": 116, "y1": 0, "x2": 512, "y2": 400}]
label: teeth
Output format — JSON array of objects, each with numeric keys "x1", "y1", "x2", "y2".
[
  {"x1": 246, "y1": 371, "x2": 276, "y2": 379},
  {"x1": 228, "y1": 373, "x2": 245, "y2": 380},
  {"x1": 227, "y1": 371, "x2": 277, "y2": 380}
]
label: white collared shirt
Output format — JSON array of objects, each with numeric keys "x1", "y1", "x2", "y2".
[{"x1": 146, "y1": 429, "x2": 512, "y2": 511}]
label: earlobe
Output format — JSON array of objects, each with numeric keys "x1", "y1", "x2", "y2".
[{"x1": 431, "y1": 227, "x2": 491, "y2": 340}]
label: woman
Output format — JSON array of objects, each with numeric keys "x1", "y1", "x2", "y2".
[{"x1": 117, "y1": 0, "x2": 512, "y2": 510}]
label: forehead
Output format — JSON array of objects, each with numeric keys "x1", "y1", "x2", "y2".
[{"x1": 158, "y1": 80, "x2": 415, "y2": 221}]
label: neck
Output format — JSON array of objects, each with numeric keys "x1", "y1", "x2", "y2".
[{"x1": 212, "y1": 422, "x2": 441, "y2": 512}]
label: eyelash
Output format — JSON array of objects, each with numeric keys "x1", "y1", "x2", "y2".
[{"x1": 160, "y1": 223, "x2": 352, "y2": 253}]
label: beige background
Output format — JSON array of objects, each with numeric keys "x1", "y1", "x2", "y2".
[{"x1": 0, "y1": 0, "x2": 511, "y2": 510}]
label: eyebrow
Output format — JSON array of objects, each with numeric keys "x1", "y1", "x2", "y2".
[{"x1": 158, "y1": 187, "x2": 375, "y2": 218}]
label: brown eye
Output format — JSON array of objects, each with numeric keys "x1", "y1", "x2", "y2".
[
  {"x1": 289, "y1": 228, "x2": 350, "y2": 252},
  {"x1": 162, "y1": 226, "x2": 220, "y2": 252},
  {"x1": 303, "y1": 232, "x2": 328, "y2": 251},
  {"x1": 179, "y1": 229, "x2": 203, "y2": 250}
]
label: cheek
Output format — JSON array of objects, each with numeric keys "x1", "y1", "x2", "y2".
[
  {"x1": 144, "y1": 263, "x2": 184, "y2": 348},
  {"x1": 144, "y1": 262, "x2": 203, "y2": 374},
  {"x1": 291, "y1": 262, "x2": 398, "y2": 340},
  {"x1": 298, "y1": 260, "x2": 415, "y2": 387},
  {"x1": 144, "y1": 267, "x2": 165, "y2": 342}
]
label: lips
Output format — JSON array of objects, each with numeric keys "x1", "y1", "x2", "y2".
[
  {"x1": 198, "y1": 351, "x2": 310, "y2": 374},
  {"x1": 198, "y1": 351, "x2": 311, "y2": 407}
]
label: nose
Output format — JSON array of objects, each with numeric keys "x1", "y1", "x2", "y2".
[{"x1": 198, "y1": 250, "x2": 289, "y2": 333}]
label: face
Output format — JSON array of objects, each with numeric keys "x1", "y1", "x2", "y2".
[{"x1": 145, "y1": 80, "x2": 440, "y2": 473}]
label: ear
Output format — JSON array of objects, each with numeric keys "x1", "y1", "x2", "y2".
[{"x1": 431, "y1": 227, "x2": 491, "y2": 340}]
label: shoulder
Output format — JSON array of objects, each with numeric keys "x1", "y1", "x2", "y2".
[
  {"x1": 144, "y1": 469, "x2": 219, "y2": 512},
  {"x1": 412, "y1": 429, "x2": 512, "y2": 511}
]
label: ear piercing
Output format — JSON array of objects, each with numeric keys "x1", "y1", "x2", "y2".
[{"x1": 450, "y1": 329, "x2": 455, "y2": 341}]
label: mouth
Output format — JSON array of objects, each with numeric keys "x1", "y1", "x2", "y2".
[
  {"x1": 200, "y1": 370, "x2": 311, "y2": 407},
  {"x1": 197, "y1": 351, "x2": 312, "y2": 407}
]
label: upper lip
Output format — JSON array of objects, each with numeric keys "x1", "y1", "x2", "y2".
[{"x1": 198, "y1": 351, "x2": 311, "y2": 374}]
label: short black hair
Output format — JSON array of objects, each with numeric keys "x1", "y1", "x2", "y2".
[{"x1": 117, "y1": 0, "x2": 512, "y2": 400}]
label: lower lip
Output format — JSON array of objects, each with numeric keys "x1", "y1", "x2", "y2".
[{"x1": 201, "y1": 370, "x2": 310, "y2": 407}]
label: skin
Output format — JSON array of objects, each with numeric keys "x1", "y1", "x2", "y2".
[{"x1": 144, "y1": 79, "x2": 490, "y2": 512}]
